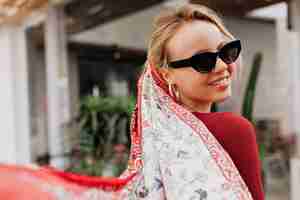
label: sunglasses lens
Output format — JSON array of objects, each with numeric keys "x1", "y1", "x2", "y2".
[
  {"x1": 220, "y1": 41, "x2": 241, "y2": 64},
  {"x1": 191, "y1": 53, "x2": 216, "y2": 73}
]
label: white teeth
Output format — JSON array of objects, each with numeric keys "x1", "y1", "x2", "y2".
[{"x1": 212, "y1": 77, "x2": 229, "y2": 86}]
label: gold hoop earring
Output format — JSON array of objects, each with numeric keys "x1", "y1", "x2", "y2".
[{"x1": 168, "y1": 83, "x2": 180, "y2": 102}]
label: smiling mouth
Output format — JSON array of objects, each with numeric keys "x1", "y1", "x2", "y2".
[{"x1": 208, "y1": 76, "x2": 230, "y2": 87}]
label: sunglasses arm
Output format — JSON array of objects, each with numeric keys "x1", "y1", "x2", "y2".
[{"x1": 169, "y1": 58, "x2": 191, "y2": 68}]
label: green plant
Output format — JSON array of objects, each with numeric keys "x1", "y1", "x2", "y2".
[
  {"x1": 67, "y1": 94, "x2": 136, "y2": 176},
  {"x1": 241, "y1": 53, "x2": 265, "y2": 161},
  {"x1": 242, "y1": 53, "x2": 262, "y2": 122},
  {"x1": 241, "y1": 52, "x2": 265, "y2": 185}
]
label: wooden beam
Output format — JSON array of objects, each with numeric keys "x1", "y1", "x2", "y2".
[
  {"x1": 243, "y1": 0, "x2": 288, "y2": 12},
  {"x1": 190, "y1": 0, "x2": 248, "y2": 16},
  {"x1": 190, "y1": 0, "x2": 289, "y2": 16},
  {"x1": 65, "y1": 0, "x2": 164, "y2": 34}
]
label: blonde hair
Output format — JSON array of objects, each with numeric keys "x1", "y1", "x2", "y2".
[{"x1": 147, "y1": 3, "x2": 236, "y2": 69}]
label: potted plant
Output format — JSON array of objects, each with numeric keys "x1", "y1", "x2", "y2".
[{"x1": 67, "y1": 89, "x2": 136, "y2": 177}]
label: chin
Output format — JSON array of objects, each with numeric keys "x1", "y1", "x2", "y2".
[
  {"x1": 214, "y1": 91, "x2": 232, "y2": 103},
  {"x1": 215, "y1": 95, "x2": 230, "y2": 103}
]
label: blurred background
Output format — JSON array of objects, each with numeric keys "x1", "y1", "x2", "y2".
[{"x1": 0, "y1": 0, "x2": 300, "y2": 199}]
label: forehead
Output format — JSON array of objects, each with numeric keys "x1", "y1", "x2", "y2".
[{"x1": 166, "y1": 20, "x2": 227, "y2": 59}]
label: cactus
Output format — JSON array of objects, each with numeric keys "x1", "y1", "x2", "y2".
[
  {"x1": 242, "y1": 53, "x2": 263, "y2": 159},
  {"x1": 241, "y1": 52, "x2": 265, "y2": 186},
  {"x1": 242, "y1": 52, "x2": 262, "y2": 122}
]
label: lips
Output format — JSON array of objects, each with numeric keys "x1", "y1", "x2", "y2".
[{"x1": 208, "y1": 76, "x2": 230, "y2": 86}]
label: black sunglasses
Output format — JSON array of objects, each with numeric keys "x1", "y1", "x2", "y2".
[{"x1": 169, "y1": 40, "x2": 241, "y2": 73}]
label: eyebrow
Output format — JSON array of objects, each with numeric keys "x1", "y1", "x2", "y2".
[{"x1": 196, "y1": 40, "x2": 227, "y2": 53}]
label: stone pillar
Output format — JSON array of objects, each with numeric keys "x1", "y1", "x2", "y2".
[
  {"x1": 0, "y1": 25, "x2": 31, "y2": 164},
  {"x1": 286, "y1": 0, "x2": 300, "y2": 199},
  {"x1": 289, "y1": 0, "x2": 300, "y2": 156},
  {"x1": 45, "y1": 5, "x2": 71, "y2": 169},
  {"x1": 286, "y1": 31, "x2": 300, "y2": 200},
  {"x1": 276, "y1": 17, "x2": 300, "y2": 140}
]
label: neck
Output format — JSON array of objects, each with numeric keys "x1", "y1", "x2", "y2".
[{"x1": 179, "y1": 95, "x2": 212, "y2": 113}]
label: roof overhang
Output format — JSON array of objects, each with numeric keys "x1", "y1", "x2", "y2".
[
  {"x1": 190, "y1": 0, "x2": 289, "y2": 16},
  {"x1": 0, "y1": 0, "x2": 49, "y2": 25},
  {"x1": 0, "y1": 0, "x2": 288, "y2": 32}
]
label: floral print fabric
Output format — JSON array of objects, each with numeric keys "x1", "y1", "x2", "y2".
[{"x1": 0, "y1": 61, "x2": 253, "y2": 200}]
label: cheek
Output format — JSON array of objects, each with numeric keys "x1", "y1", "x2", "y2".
[
  {"x1": 177, "y1": 74, "x2": 209, "y2": 96},
  {"x1": 228, "y1": 63, "x2": 237, "y2": 75}
]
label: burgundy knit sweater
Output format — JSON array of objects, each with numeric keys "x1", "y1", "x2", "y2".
[{"x1": 192, "y1": 111, "x2": 265, "y2": 200}]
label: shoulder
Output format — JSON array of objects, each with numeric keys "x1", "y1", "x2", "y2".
[
  {"x1": 216, "y1": 112, "x2": 256, "y2": 136},
  {"x1": 217, "y1": 112, "x2": 253, "y2": 125}
]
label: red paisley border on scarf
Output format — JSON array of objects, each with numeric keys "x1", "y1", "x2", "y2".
[
  {"x1": 129, "y1": 67, "x2": 145, "y2": 172},
  {"x1": 148, "y1": 61, "x2": 253, "y2": 200}
]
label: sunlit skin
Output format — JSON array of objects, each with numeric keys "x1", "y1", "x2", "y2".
[{"x1": 159, "y1": 20, "x2": 237, "y2": 113}]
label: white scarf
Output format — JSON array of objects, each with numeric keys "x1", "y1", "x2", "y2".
[{"x1": 0, "y1": 61, "x2": 253, "y2": 200}]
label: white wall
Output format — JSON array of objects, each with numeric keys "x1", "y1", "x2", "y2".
[{"x1": 223, "y1": 17, "x2": 279, "y2": 119}]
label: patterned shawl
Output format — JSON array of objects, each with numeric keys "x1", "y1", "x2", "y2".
[{"x1": 0, "y1": 61, "x2": 253, "y2": 200}]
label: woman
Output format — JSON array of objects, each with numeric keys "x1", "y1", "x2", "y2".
[{"x1": 0, "y1": 3, "x2": 264, "y2": 200}]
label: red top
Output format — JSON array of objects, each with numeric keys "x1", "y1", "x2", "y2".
[{"x1": 193, "y1": 111, "x2": 265, "y2": 200}]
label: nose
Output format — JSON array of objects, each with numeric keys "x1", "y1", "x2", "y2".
[{"x1": 212, "y1": 57, "x2": 228, "y2": 74}]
